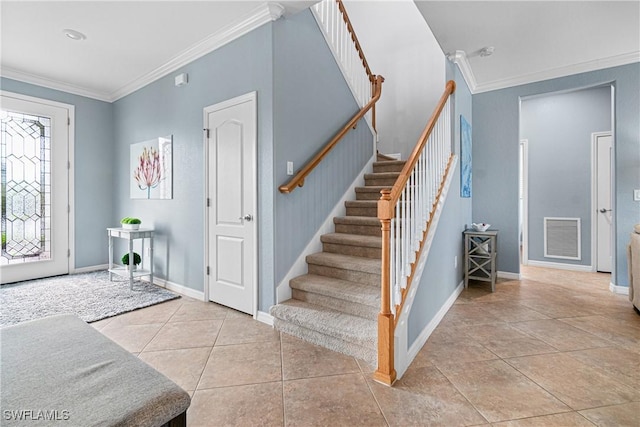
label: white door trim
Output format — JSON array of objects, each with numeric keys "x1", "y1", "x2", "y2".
[
  {"x1": 519, "y1": 139, "x2": 529, "y2": 265},
  {"x1": 591, "y1": 130, "x2": 613, "y2": 273},
  {"x1": 203, "y1": 91, "x2": 258, "y2": 317},
  {"x1": 0, "y1": 90, "x2": 75, "y2": 277}
]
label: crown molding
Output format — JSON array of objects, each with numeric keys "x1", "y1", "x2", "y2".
[
  {"x1": 2, "y1": 2, "x2": 285, "y2": 103},
  {"x1": 0, "y1": 66, "x2": 112, "y2": 102},
  {"x1": 110, "y1": 2, "x2": 285, "y2": 102},
  {"x1": 447, "y1": 50, "x2": 477, "y2": 93},
  {"x1": 472, "y1": 51, "x2": 640, "y2": 94}
]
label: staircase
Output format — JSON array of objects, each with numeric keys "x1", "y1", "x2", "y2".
[{"x1": 270, "y1": 155, "x2": 405, "y2": 365}]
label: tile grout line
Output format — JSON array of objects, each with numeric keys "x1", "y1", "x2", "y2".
[
  {"x1": 360, "y1": 370, "x2": 391, "y2": 427},
  {"x1": 136, "y1": 299, "x2": 183, "y2": 355},
  {"x1": 279, "y1": 332, "x2": 286, "y2": 427},
  {"x1": 432, "y1": 363, "x2": 490, "y2": 425},
  {"x1": 191, "y1": 310, "x2": 227, "y2": 394}
]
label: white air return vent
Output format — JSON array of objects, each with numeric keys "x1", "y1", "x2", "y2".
[{"x1": 544, "y1": 217, "x2": 581, "y2": 260}]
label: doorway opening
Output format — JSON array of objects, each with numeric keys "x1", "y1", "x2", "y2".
[{"x1": 518, "y1": 85, "x2": 614, "y2": 283}]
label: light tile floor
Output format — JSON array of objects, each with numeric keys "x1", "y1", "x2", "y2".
[{"x1": 93, "y1": 266, "x2": 640, "y2": 426}]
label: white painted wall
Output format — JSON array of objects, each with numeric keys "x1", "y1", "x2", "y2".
[{"x1": 343, "y1": 0, "x2": 446, "y2": 159}]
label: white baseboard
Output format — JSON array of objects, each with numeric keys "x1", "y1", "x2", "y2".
[
  {"x1": 72, "y1": 265, "x2": 206, "y2": 301},
  {"x1": 275, "y1": 155, "x2": 375, "y2": 303},
  {"x1": 151, "y1": 276, "x2": 205, "y2": 301},
  {"x1": 609, "y1": 282, "x2": 630, "y2": 296},
  {"x1": 527, "y1": 260, "x2": 593, "y2": 272},
  {"x1": 406, "y1": 280, "x2": 464, "y2": 368},
  {"x1": 256, "y1": 310, "x2": 274, "y2": 326},
  {"x1": 497, "y1": 271, "x2": 521, "y2": 280},
  {"x1": 71, "y1": 264, "x2": 109, "y2": 274}
]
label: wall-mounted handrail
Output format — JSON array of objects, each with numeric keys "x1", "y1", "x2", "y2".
[
  {"x1": 374, "y1": 80, "x2": 456, "y2": 386},
  {"x1": 279, "y1": 75, "x2": 384, "y2": 194}
]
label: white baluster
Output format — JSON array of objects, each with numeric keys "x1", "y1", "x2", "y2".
[
  {"x1": 395, "y1": 203, "x2": 400, "y2": 297},
  {"x1": 402, "y1": 187, "x2": 409, "y2": 289},
  {"x1": 390, "y1": 215, "x2": 395, "y2": 308}
]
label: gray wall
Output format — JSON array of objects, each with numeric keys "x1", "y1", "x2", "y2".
[
  {"x1": 272, "y1": 10, "x2": 374, "y2": 287},
  {"x1": 343, "y1": 0, "x2": 446, "y2": 159},
  {"x1": 521, "y1": 86, "x2": 612, "y2": 266},
  {"x1": 0, "y1": 77, "x2": 114, "y2": 269},
  {"x1": 112, "y1": 24, "x2": 274, "y2": 298},
  {"x1": 473, "y1": 63, "x2": 639, "y2": 286},
  {"x1": 408, "y1": 63, "x2": 473, "y2": 345}
]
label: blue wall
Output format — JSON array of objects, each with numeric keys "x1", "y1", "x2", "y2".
[
  {"x1": 272, "y1": 10, "x2": 374, "y2": 287},
  {"x1": 473, "y1": 63, "x2": 640, "y2": 286},
  {"x1": 1, "y1": 11, "x2": 371, "y2": 312},
  {"x1": 408, "y1": 63, "x2": 473, "y2": 345},
  {"x1": 112, "y1": 24, "x2": 274, "y2": 297},
  {"x1": 0, "y1": 78, "x2": 114, "y2": 269},
  {"x1": 521, "y1": 86, "x2": 612, "y2": 266}
]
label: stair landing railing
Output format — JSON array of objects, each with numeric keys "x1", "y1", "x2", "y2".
[
  {"x1": 280, "y1": 0, "x2": 383, "y2": 194},
  {"x1": 375, "y1": 81, "x2": 456, "y2": 385}
]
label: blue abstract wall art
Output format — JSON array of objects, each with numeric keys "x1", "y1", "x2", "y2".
[{"x1": 460, "y1": 115, "x2": 472, "y2": 198}]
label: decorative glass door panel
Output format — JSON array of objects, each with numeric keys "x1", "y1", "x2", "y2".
[
  {"x1": 1, "y1": 111, "x2": 52, "y2": 264},
  {"x1": 0, "y1": 94, "x2": 69, "y2": 284}
]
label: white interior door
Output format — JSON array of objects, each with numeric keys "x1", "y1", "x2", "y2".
[
  {"x1": 205, "y1": 93, "x2": 256, "y2": 315},
  {"x1": 1, "y1": 93, "x2": 70, "y2": 284},
  {"x1": 596, "y1": 134, "x2": 612, "y2": 273}
]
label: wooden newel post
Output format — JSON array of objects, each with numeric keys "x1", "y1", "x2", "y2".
[{"x1": 374, "y1": 189, "x2": 396, "y2": 385}]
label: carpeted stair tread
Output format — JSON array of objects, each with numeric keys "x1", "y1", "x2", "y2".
[
  {"x1": 273, "y1": 319, "x2": 377, "y2": 365},
  {"x1": 364, "y1": 172, "x2": 401, "y2": 180},
  {"x1": 333, "y1": 216, "x2": 381, "y2": 226},
  {"x1": 373, "y1": 160, "x2": 406, "y2": 173},
  {"x1": 321, "y1": 233, "x2": 381, "y2": 248},
  {"x1": 306, "y1": 252, "x2": 380, "y2": 274},
  {"x1": 345, "y1": 200, "x2": 377, "y2": 208},
  {"x1": 290, "y1": 274, "x2": 379, "y2": 308},
  {"x1": 376, "y1": 152, "x2": 397, "y2": 161},
  {"x1": 333, "y1": 216, "x2": 382, "y2": 237},
  {"x1": 355, "y1": 186, "x2": 390, "y2": 201},
  {"x1": 270, "y1": 300, "x2": 376, "y2": 349}
]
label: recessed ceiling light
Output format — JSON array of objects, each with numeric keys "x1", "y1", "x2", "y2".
[{"x1": 63, "y1": 29, "x2": 86, "y2": 41}]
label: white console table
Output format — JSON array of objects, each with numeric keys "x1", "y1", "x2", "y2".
[{"x1": 107, "y1": 228, "x2": 154, "y2": 290}]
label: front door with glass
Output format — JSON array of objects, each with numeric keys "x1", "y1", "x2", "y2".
[{"x1": 1, "y1": 94, "x2": 70, "y2": 283}]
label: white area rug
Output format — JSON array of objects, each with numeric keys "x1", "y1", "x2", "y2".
[{"x1": 0, "y1": 271, "x2": 179, "y2": 327}]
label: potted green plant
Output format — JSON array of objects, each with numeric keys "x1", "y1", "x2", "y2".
[
  {"x1": 122, "y1": 252, "x2": 142, "y2": 271},
  {"x1": 120, "y1": 217, "x2": 142, "y2": 230}
]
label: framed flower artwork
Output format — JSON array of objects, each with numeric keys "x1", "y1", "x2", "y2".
[{"x1": 130, "y1": 135, "x2": 172, "y2": 199}]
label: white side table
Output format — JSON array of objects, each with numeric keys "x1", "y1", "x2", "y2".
[{"x1": 107, "y1": 228, "x2": 154, "y2": 290}]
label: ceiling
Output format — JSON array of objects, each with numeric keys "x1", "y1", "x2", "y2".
[
  {"x1": 0, "y1": 1, "x2": 316, "y2": 101},
  {"x1": 1, "y1": 1, "x2": 638, "y2": 101},
  {"x1": 415, "y1": 1, "x2": 640, "y2": 93}
]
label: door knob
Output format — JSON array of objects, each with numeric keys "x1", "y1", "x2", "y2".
[
  {"x1": 240, "y1": 214, "x2": 253, "y2": 222},
  {"x1": 599, "y1": 208, "x2": 611, "y2": 213}
]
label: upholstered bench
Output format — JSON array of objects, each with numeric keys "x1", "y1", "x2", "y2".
[{"x1": 0, "y1": 314, "x2": 190, "y2": 426}]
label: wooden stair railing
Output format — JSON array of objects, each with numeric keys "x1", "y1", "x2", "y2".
[
  {"x1": 280, "y1": 0, "x2": 383, "y2": 194},
  {"x1": 279, "y1": 75, "x2": 384, "y2": 194},
  {"x1": 314, "y1": 0, "x2": 378, "y2": 123},
  {"x1": 374, "y1": 80, "x2": 456, "y2": 385}
]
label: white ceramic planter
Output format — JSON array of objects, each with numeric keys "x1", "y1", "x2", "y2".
[{"x1": 122, "y1": 223, "x2": 140, "y2": 230}]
